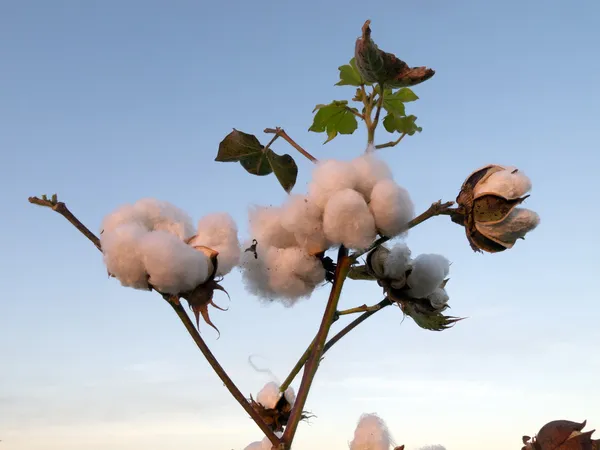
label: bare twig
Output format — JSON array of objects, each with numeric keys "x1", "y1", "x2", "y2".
[
  {"x1": 375, "y1": 132, "x2": 407, "y2": 150},
  {"x1": 28, "y1": 196, "x2": 101, "y2": 250},
  {"x1": 28, "y1": 196, "x2": 282, "y2": 448},
  {"x1": 264, "y1": 127, "x2": 318, "y2": 163},
  {"x1": 337, "y1": 303, "x2": 383, "y2": 316},
  {"x1": 281, "y1": 246, "x2": 351, "y2": 447}
]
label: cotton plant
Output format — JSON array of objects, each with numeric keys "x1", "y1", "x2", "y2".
[{"x1": 29, "y1": 19, "x2": 580, "y2": 450}]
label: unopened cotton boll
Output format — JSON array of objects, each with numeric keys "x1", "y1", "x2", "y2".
[
  {"x1": 280, "y1": 194, "x2": 329, "y2": 254},
  {"x1": 139, "y1": 231, "x2": 210, "y2": 294},
  {"x1": 323, "y1": 189, "x2": 377, "y2": 250},
  {"x1": 132, "y1": 198, "x2": 195, "y2": 241},
  {"x1": 249, "y1": 206, "x2": 296, "y2": 249},
  {"x1": 369, "y1": 179, "x2": 414, "y2": 237},
  {"x1": 350, "y1": 413, "x2": 393, "y2": 450},
  {"x1": 101, "y1": 222, "x2": 149, "y2": 289},
  {"x1": 308, "y1": 159, "x2": 359, "y2": 209},
  {"x1": 350, "y1": 154, "x2": 393, "y2": 200},
  {"x1": 189, "y1": 212, "x2": 240, "y2": 276},
  {"x1": 407, "y1": 254, "x2": 450, "y2": 298},
  {"x1": 383, "y1": 243, "x2": 411, "y2": 279}
]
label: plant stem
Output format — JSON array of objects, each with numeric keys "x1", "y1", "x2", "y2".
[
  {"x1": 281, "y1": 246, "x2": 351, "y2": 447},
  {"x1": 352, "y1": 200, "x2": 455, "y2": 260},
  {"x1": 279, "y1": 297, "x2": 391, "y2": 393},
  {"x1": 264, "y1": 127, "x2": 318, "y2": 163},
  {"x1": 375, "y1": 132, "x2": 407, "y2": 150},
  {"x1": 346, "y1": 107, "x2": 366, "y2": 121},
  {"x1": 367, "y1": 84, "x2": 385, "y2": 145},
  {"x1": 337, "y1": 303, "x2": 383, "y2": 315},
  {"x1": 29, "y1": 196, "x2": 282, "y2": 448},
  {"x1": 168, "y1": 300, "x2": 281, "y2": 447},
  {"x1": 28, "y1": 196, "x2": 101, "y2": 250}
]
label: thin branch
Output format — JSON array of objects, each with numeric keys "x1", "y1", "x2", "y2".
[
  {"x1": 168, "y1": 300, "x2": 282, "y2": 447},
  {"x1": 371, "y1": 86, "x2": 385, "y2": 129},
  {"x1": 281, "y1": 246, "x2": 351, "y2": 447},
  {"x1": 264, "y1": 127, "x2": 318, "y2": 163},
  {"x1": 28, "y1": 196, "x2": 101, "y2": 251},
  {"x1": 29, "y1": 196, "x2": 282, "y2": 448},
  {"x1": 346, "y1": 107, "x2": 366, "y2": 121},
  {"x1": 352, "y1": 200, "x2": 455, "y2": 260},
  {"x1": 375, "y1": 132, "x2": 407, "y2": 150},
  {"x1": 279, "y1": 298, "x2": 391, "y2": 393},
  {"x1": 337, "y1": 303, "x2": 383, "y2": 316}
]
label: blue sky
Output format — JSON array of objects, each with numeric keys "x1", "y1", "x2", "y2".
[{"x1": 1, "y1": 1, "x2": 599, "y2": 449}]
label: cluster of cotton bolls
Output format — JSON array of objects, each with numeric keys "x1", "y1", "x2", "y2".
[
  {"x1": 368, "y1": 243, "x2": 450, "y2": 309},
  {"x1": 100, "y1": 198, "x2": 240, "y2": 295},
  {"x1": 240, "y1": 155, "x2": 414, "y2": 305}
]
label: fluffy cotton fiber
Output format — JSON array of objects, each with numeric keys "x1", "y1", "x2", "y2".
[
  {"x1": 323, "y1": 189, "x2": 376, "y2": 250},
  {"x1": 280, "y1": 194, "x2": 328, "y2": 254},
  {"x1": 100, "y1": 222, "x2": 149, "y2": 289},
  {"x1": 350, "y1": 154, "x2": 393, "y2": 200},
  {"x1": 349, "y1": 413, "x2": 394, "y2": 450},
  {"x1": 240, "y1": 242, "x2": 326, "y2": 305},
  {"x1": 256, "y1": 381, "x2": 296, "y2": 409},
  {"x1": 188, "y1": 212, "x2": 240, "y2": 276},
  {"x1": 369, "y1": 179, "x2": 414, "y2": 237},
  {"x1": 249, "y1": 206, "x2": 297, "y2": 249},
  {"x1": 383, "y1": 242, "x2": 412, "y2": 279},
  {"x1": 407, "y1": 254, "x2": 450, "y2": 298},
  {"x1": 307, "y1": 159, "x2": 359, "y2": 209}
]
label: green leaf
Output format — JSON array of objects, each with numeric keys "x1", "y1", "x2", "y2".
[
  {"x1": 335, "y1": 57, "x2": 369, "y2": 87},
  {"x1": 216, "y1": 129, "x2": 298, "y2": 192},
  {"x1": 354, "y1": 20, "x2": 434, "y2": 88},
  {"x1": 382, "y1": 114, "x2": 422, "y2": 135},
  {"x1": 382, "y1": 89, "x2": 406, "y2": 117},
  {"x1": 309, "y1": 101, "x2": 359, "y2": 144},
  {"x1": 395, "y1": 87, "x2": 418, "y2": 102},
  {"x1": 266, "y1": 149, "x2": 298, "y2": 193}
]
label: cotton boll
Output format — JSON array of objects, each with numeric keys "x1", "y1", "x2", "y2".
[
  {"x1": 264, "y1": 246, "x2": 326, "y2": 302},
  {"x1": 284, "y1": 386, "x2": 296, "y2": 406},
  {"x1": 280, "y1": 195, "x2": 329, "y2": 254},
  {"x1": 383, "y1": 243, "x2": 411, "y2": 279},
  {"x1": 323, "y1": 189, "x2": 376, "y2": 250},
  {"x1": 101, "y1": 223, "x2": 149, "y2": 289},
  {"x1": 369, "y1": 179, "x2": 414, "y2": 237},
  {"x1": 474, "y1": 166, "x2": 532, "y2": 199},
  {"x1": 308, "y1": 159, "x2": 359, "y2": 209},
  {"x1": 240, "y1": 244, "x2": 275, "y2": 298},
  {"x1": 249, "y1": 206, "x2": 296, "y2": 249},
  {"x1": 407, "y1": 254, "x2": 450, "y2": 298},
  {"x1": 139, "y1": 231, "x2": 210, "y2": 294},
  {"x1": 257, "y1": 382, "x2": 282, "y2": 409},
  {"x1": 190, "y1": 212, "x2": 240, "y2": 275},
  {"x1": 133, "y1": 198, "x2": 195, "y2": 241},
  {"x1": 350, "y1": 154, "x2": 393, "y2": 200},
  {"x1": 100, "y1": 204, "x2": 145, "y2": 235},
  {"x1": 427, "y1": 288, "x2": 449, "y2": 309},
  {"x1": 349, "y1": 413, "x2": 393, "y2": 450}
]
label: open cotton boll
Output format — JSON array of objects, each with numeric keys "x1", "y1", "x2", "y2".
[
  {"x1": 139, "y1": 231, "x2": 210, "y2": 294},
  {"x1": 100, "y1": 204, "x2": 144, "y2": 235},
  {"x1": 240, "y1": 244, "x2": 275, "y2": 299},
  {"x1": 101, "y1": 223, "x2": 149, "y2": 289},
  {"x1": 427, "y1": 287, "x2": 449, "y2": 309},
  {"x1": 256, "y1": 382, "x2": 296, "y2": 410},
  {"x1": 323, "y1": 189, "x2": 377, "y2": 250},
  {"x1": 280, "y1": 195, "x2": 329, "y2": 254},
  {"x1": 249, "y1": 206, "x2": 297, "y2": 249},
  {"x1": 190, "y1": 212, "x2": 240, "y2": 275},
  {"x1": 369, "y1": 179, "x2": 414, "y2": 237},
  {"x1": 407, "y1": 254, "x2": 450, "y2": 298},
  {"x1": 308, "y1": 159, "x2": 359, "y2": 209},
  {"x1": 474, "y1": 166, "x2": 532, "y2": 199},
  {"x1": 350, "y1": 154, "x2": 393, "y2": 200},
  {"x1": 350, "y1": 413, "x2": 393, "y2": 450},
  {"x1": 383, "y1": 242, "x2": 411, "y2": 279},
  {"x1": 133, "y1": 198, "x2": 195, "y2": 241}
]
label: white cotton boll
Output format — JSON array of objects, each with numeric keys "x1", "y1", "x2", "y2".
[
  {"x1": 407, "y1": 254, "x2": 450, "y2": 299},
  {"x1": 350, "y1": 154, "x2": 393, "y2": 200},
  {"x1": 369, "y1": 179, "x2": 414, "y2": 237},
  {"x1": 474, "y1": 166, "x2": 532, "y2": 200},
  {"x1": 383, "y1": 243, "x2": 412, "y2": 279},
  {"x1": 284, "y1": 386, "x2": 296, "y2": 406},
  {"x1": 101, "y1": 223, "x2": 149, "y2": 290},
  {"x1": 133, "y1": 198, "x2": 195, "y2": 241},
  {"x1": 427, "y1": 288, "x2": 450, "y2": 309},
  {"x1": 323, "y1": 189, "x2": 377, "y2": 250},
  {"x1": 308, "y1": 159, "x2": 359, "y2": 209},
  {"x1": 257, "y1": 381, "x2": 282, "y2": 409},
  {"x1": 100, "y1": 203, "x2": 146, "y2": 236},
  {"x1": 280, "y1": 195, "x2": 329, "y2": 254},
  {"x1": 249, "y1": 206, "x2": 296, "y2": 249},
  {"x1": 190, "y1": 212, "x2": 240, "y2": 276},
  {"x1": 139, "y1": 231, "x2": 210, "y2": 294},
  {"x1": 240, "y1": 244, "x2": 275, "y2": 298},
  {"x1": 264, "y1": 246, "x2": 326, "y2": 302},
  {"x1": 349, "y1": 413, "x2": 393, "y2": 450}
]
